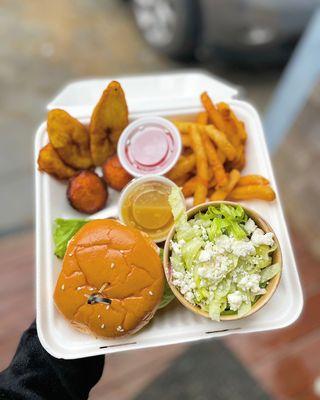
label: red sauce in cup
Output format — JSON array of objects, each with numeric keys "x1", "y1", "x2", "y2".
[{"x1": 118, "y1": 116, "x2": 181, "y2": 177}]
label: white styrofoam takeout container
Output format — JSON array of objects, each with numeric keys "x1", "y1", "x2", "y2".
[{"x1": 35, "y1": 71, "x2": 303, "y2": 359}]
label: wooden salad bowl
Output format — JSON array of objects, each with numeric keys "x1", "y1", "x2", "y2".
[{"x1": 163, "y1": 201, "x2": 282, "y2": 321}]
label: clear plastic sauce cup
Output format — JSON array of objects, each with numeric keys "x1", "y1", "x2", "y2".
[
  {"x1": 117, "y1": 116, "x2": 182, "y2": 177},
  {"x1": 119, "y1": 175, "x2": 183, "y2": 243}
]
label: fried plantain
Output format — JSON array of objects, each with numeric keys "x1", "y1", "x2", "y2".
[
  {"x1": 38, "y1": 143, "x2": 76, "y2": 180},
  {"x1": 47, "y1": 109, "x2": 92, "y2": 169},
  {"x1": 67, "y1": 171, "x2": 108, "y2": 214},
  {"x1": 102, "y1": 154, "x2": 132, "y2": 191},
  {"x1": 89, "y1": 81, "x2": 128, "y2": 166}
]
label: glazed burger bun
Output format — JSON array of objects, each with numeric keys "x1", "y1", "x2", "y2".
[{"x1": 54, "y1": 219, "x2": 164, "y2": 338}]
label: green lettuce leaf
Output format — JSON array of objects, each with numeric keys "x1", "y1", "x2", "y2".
[
  {"x1": 260, "y1": 263, "x2": 281, "y2": 283},
  {"x1": 181, "y1": 237, "x2": 203, "y2": 270},
  {"x1": 203, "y1": 204, "x2": 248, "y2": 240},
  {"x1": 238, "y1": 301, "x2": 251, "y2": 317},
  {"x1": 157, "y1": 248, "x2": 176, "y2": 309},
  {"x1": 158, "y1": 281, "x2": 175, "y2": 309},
  {"x1": 53, "y1": 218, "x2": 87, "y2": 259},
  {"x1": 209, "y1": 299, "x2": 221, "y2": 321},
  {"x1": 168, "y1": 187, "x2": 187, "y2": 228}
]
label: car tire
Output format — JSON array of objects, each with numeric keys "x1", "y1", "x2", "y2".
[{"x1": 132, "y1": 0, "x2": 200, "y2": 61}]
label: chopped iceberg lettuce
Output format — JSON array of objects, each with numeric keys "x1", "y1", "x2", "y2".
[
  {"x1": 238, "y1": 301, "x2": 252, "y2": 318},
  {"x1": 209, "y1": 299, "x2": 221, "y2": 321},
  {"x1": 182, "y1": 237, "x2": 203, "y2": 270},
  {"x1": 260, "y1": 263, "x2": 281, "y2": 283},
  {"x1": 168, "y1": 186, "x2": 187, "y2": 228}
]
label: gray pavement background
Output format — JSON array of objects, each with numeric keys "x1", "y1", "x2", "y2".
[{"x1": 0, "y1": 0, "x2": 280, "y2": 235}]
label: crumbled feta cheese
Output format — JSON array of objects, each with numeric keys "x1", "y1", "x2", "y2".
[
  {"x1": 199, "y1": 249, "x2": 212, "y2": 262},
  {"x1": 215, "y1": 235, "x2": 255, "y2": 257},
  {"x1": 198, "y1": 242, "x2": 215, "y2": 262},
  {"x1": 172, "y1": 270, "x2": 194, "y2": 295},
  {"x1": 251, "y1": 229, "x2": 274, "y2": 246},
  {"x1": 244, "y1": 218, "x2": 257, "y2": 235},
  {"x1": 197, "y1": 255, "x2": 230, "y2": 284},
  {"x1": 231, "y1": 240, "x2": 255, "y2": 257},
  {"x1": 215, "y1": 235, "x2": 232, "y2": 253},
  {"x1": 238, "y1": 274, "x2": 265, "y2": 295},
  {"x1": 200, "y1": 225, "x2": 208, "y2": 240},
  {"x1": 227, "y1": 291, "x2": 243, "y2": 311},
  {"x1": 171, "y1": 240, "x2": 182, "y2": 255},
  {"x1": 185, "y1": 291, "x2": 194, "y2": 303}
]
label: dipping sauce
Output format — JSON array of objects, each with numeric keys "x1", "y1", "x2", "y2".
[
  {"x1": 118, "y1": 116, "x2": 181, "y2": 177},
  {"x1": 120, "y1": 176, "x2": 178, "y2": 242}
]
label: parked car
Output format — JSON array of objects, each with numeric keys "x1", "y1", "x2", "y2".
[{"x1": 130, "y1": 0, "x2": 320, "y2": 65}]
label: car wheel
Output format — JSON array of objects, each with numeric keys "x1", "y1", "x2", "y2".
[{"x1": 132, "y1": 0, "x2": 200, "y2": 60}]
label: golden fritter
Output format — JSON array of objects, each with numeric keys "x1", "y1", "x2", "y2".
[
  {"x1": 47, "y1": 109, "x2": 92, "y2": 169},
  {"x1": 38, "y1": 143, "x2": 76, "y2": 180},
  {"x1": 90, "y1": 81, "x2": 128, "y2": 166},
  {"x1": 67, "y1": 171, "x2": 108, "y2": 214},
  {"x1": 102, "y1": 155, "x2": 132, "y2": 191}
]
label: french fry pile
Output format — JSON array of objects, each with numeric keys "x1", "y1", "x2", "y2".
[{"x1": 166, "y1": 92, "x2": 276, "y2": 206}]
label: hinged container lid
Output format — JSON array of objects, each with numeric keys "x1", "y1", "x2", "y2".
[{"x1": 47, "y1": 70, "x2": 239, "y2": 116}]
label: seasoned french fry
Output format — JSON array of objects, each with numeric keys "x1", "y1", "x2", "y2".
[
  {"x1": 201, "y1": 131, "x2": 228, "y2": 187},
  {"x1": 181, "y1": 133, "x2": 191, "y2": 147},
  {"x1": 174, "y1": 122, "x2": 236, "y2": 161},
  {"x1": 237, "y1": 175, "x2": 269, "y2": 187},
  {"x1": 173, "y1": 175, "x2": 190, "y2": 187},
  {"x1": 233, "y1": 146, "x2": 246, "y2": 171},
  {"x1": 197, "y1": 111, "x2": 208, "y2": 124},
  {"x1": 210, "y1": 169, "x2": 240, "y2": 201},
  {"x1": 182, "y1": 176, "x2": 199, "y2": 197},
  {"x1": 166, "y1": 154, "x2": 195, "y2": 181},
  {"x1": 205, "y1": 125, "x2": 236, "y2": 161},
  {"x1": 231, "y1": 113, "x2": 247, "y2": 143},
  {"x1": 189, "y1": 126, "x2": 208, "y2": 181},
  {"x1": 174, "y1": 121, "x2": 196, "y2": 134},
  {"x1": 209, "y1": 177, "x2": 217, "y2": 189},
  {"x1": 194, "y1": 183, "x2": 208, "y2": 206},
  {"x1": 201, "y1": 92, "x2": 225, "y2": 131},
  {"x1": 219, "y1": 102, "x2": 247, "y2": 143},
  {"x1": 189, "y1": 125, "x2": 208, "y2": 205},
  {"x1": 228, "y1": 185, "x2": 276, "y2": 201},
  {"x1": 217, "y1": 103, "x2": 241, "y2": 149},
  {"x1": 217, "y1": 148, "x2": 226, "y2": 164}
]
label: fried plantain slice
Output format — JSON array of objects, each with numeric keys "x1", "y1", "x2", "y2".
[
  {"x1": 38, "y1": 143, "x2": 76, "y2": 180},
  {"x1": 47, "y1": 109, "x2": 93, "y2": 169},
  {"x1": 89, "y1": 81, "x2": 129, "y2": 166}
]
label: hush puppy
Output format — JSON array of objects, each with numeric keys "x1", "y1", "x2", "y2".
[
  {"x1": 67, "y1": 171, "x2": 108, "y2": 214},
  {"x1": 102, "y1": 155, "x2": 132, "y2": 191}
]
